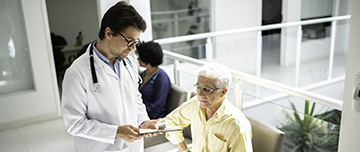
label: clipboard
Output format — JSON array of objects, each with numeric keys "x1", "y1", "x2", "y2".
[{"x1": 139, "y1": 126, "x2": 183, "y2": 134}]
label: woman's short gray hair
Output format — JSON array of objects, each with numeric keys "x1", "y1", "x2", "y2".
[{"x1": 197, "y1": 63, "x2": 232, "y2": 88}]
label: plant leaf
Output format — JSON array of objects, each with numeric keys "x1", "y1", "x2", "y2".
[{"x1": 310, "y1": 101, "x2": 316, "y2": 116}]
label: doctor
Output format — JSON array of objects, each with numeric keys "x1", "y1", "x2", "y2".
[{"x1": 61, "y1": 2, "x2": 159, "y2": 152}]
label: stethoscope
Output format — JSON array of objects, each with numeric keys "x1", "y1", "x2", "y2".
[{"x1": 89, "y1": 41, "x2": 143, "y2": 93}]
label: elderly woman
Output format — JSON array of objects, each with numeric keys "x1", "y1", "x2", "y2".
[{"x1": 136, "y1": 41, "x2": 171, "y2": 119}]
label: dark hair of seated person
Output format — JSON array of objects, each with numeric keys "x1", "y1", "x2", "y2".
[{"x1": 135, "y1": 41, "x2": 163, "y2": 66}]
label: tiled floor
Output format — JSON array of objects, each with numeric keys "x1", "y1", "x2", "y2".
[
  {"x1": 0, "y1": 118, "x2": 75, "y2": 152},
  {"x1": 0, "y1": 34, "x2": 347, "y2": 152},
  {"x1": 0, "y1": 117, "x2": 188, "y2": 152}
]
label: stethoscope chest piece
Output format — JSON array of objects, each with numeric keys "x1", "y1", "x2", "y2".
[{"x1": 93, "y1": 83, "x2": 101, "y2": 93}]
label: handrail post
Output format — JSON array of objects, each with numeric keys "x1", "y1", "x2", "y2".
[
  {"x1": 198, "y1": 45, "x2": 203, "y2": 58},
  {"x1": 174, "y1": 13, "x2": 179, "y2": 37},
  {"x1": 295, "y1": 25, "x2": 302, "y2": 88},
  {"x1": 256, "y1": 30, "x2": 262, "y2": 97},
  {"x1": 174, "y1": 59, "x2": 180, "y2": 85},
  {"x1": 234, "y1": 78, "x2": 243, "y2": 111},
  {"x1": 328, "y1": 0, "x2": 339, "y2": 80},
  {"x1": 205, "y1": 37, "x2": 213, "y2": 62},
  {"x1": 328, "y1": 21, "x2": 337, "y2": 80},
  {"x1": 256, "y1": 30, "x2": 262, "y2": 77}
]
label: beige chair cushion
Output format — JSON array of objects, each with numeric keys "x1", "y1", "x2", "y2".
[
  {"x1": 247, "y1": 116, "x2": 285, "y2": 152},
  {"x1": 166, "y1": 84, "x2": 188, "y2": 114}
]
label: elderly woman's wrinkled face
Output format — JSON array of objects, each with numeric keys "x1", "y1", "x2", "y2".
[{"x1": 196, "y1": 76, "x2": 226, "y2": 109}]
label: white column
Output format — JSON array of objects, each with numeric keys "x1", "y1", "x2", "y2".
[
  {"x1": 96, "y1": 0, "x2": 119, "y2": 26},
  {"x1": 130, "y1": 0, "x2": 153, "y2": 41},
  {"x1": 280, "y1": 0, "x2": 301, "y2": 67},
  {"x1": 338, "y1": 0, "x2": 360, "y2": 151},
  {"x1": 96, "y1": 0, "x2": 153, "y2": 41}
]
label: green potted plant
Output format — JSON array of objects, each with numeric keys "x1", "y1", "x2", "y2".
[{"x1": 279, "y1": 100, "x2": 340, "y2": 152}]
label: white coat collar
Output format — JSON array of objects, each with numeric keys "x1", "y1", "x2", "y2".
[{"x1": 85, "y1": 43, "x2": 107, "y2": 70}]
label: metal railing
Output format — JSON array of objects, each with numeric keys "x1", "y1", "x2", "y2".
[{"x1": 154, "y1": 15, "x2": 350, "y2": 111}]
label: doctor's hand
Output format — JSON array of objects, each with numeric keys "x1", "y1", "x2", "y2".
[
  {"x1": 140, "y1": 118, "x2": 161, "y2": 138},
  {"x1": 116, "y1": 125, "x2": 144, "y2": 143}
]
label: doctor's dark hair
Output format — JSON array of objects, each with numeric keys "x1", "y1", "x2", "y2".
[
  {"x1": 98, "y1": 1, "x2": 146, "y2": 40},
  {"x1": 135, "y1": 41, "x2": 163, "y2": 67}
]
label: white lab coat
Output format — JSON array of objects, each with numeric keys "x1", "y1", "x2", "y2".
[{"x1": 62, "y1": 44, "x2": 149, "y2": 152}]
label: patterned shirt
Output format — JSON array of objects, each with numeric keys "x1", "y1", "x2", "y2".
[{"x1": 165, "y1": 96, "x2": 253, "y2": 152}]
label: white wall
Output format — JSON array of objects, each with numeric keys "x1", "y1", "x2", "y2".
[
  {"x1": 212, "y1": 0, "x2": 262, "y2": 74},
  {"x1": 0, "y1": 0, "x2": 60, "y2": 130},
  {"x1": 338, "y1": 0, "x2": 360, "y2": 151},
  {"x1": 46, "y1": 0, "x2": 99, "y2": 45}
]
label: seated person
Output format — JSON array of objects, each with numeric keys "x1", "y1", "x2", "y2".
[
  {"x1": 136, "y1": 41, "x2": 171, "y2": 119},
  {"x1": 165, "y1": 63, "x2": 253, "y2": 152}
]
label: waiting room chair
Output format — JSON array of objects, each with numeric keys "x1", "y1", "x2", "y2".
[
  {"x1": 166, "y1": 83, "x2": 188, "y2": 114},
  {"x1": 144, "y1": 83, "x2": 188, "y2": 148},
  {"x1": 247, "y1": 116, "x2": 285, "y2": 152}
]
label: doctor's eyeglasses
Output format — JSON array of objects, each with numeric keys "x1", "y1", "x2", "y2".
[
  {"x1": 194, "y1": 84, "x2": 223, "y2": 94},
  {"x1": 119, "y1": 32, "x2": 140, "y2": 47}
]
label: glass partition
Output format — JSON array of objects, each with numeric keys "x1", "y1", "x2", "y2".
[
  {"x1": 331, "y1": 20, "x2": 350, "y2": 79},
  {"x1": 0, "y1": 0, "x2": 34, "y2": 95},
  {"x1": 242, "y1": 92, "x2": 340, "y2": 152},
  {"x1": 178, "y1": 64, "x2": 198, "y2": 92},
  {"x1": 161, "y1": 40, "x2": 207, "y2": 63}
]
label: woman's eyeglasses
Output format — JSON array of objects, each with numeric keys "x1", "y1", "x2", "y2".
[
  {"x1": 194, "y1": 84, "x2": 223, "y2": 94},
  {"x1": 119, "y1": 32, "x2": 140, "y2": 47}
]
